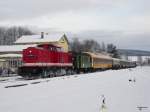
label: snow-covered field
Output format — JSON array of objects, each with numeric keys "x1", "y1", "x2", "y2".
[{"x1": 0, "y1": 66, "x2": 150, "y2": 112}]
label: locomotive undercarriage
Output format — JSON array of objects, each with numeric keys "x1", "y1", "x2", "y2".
[{"x1": 18, "y1": 66, "x2": 74, "y2": 79}]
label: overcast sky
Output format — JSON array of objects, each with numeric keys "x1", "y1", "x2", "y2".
[{"x1": 0, "y1": 0, "x2": 150, "y2": 50}]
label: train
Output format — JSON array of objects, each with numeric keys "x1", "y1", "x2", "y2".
[{"x1": 18, "y1": 43, "x2": 136, "y2": 78}]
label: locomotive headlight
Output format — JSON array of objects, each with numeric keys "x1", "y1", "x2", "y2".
[{"x1": 29, "y1": 50, "x2": 32, "y2": 53}]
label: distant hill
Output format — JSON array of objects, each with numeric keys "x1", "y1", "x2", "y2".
[{"x1": 118, "y1": 49, "x2": 150, "y2": 56}]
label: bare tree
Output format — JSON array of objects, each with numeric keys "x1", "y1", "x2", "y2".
[
  {"x1": 70, "y1": 38, "x2": 83, "y2": 53},
  {"x1": 101, "y1": 42, "x2": 106, "y2": 52},
  {"x1": 0, "y1": 26, "x2": 34, "y2": 45},
  {"x1": 107, "y1": 43, "x2": 120, "y2": 58},
  {"x1": 82, "y1": 39, "x2": 101, "y2": 52},
  {"x1": 70, "y1": 38, "x2": 101, "y2": 53}
]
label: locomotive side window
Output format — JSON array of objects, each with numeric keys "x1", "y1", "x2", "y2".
[
  {"x1": 47, "y1": 46, "x2": 58, "y2": 52},
  {"x1": 48, "y1": 46, "x2": 54, "y2": 51},
  {"x1": 57, "y1": 48, "x2": 61, "y2": 52},
  {"x1": 38, "y1": 45, "x2": 44, "y2": 48},
  {"x1": 38, "y1": 45, "x2": 42, "y2": 47},
  {"x1": 49, "y1": 47, "x2": 53, "y2": 51}
]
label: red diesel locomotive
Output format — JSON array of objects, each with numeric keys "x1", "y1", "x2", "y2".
[{"x1": 18, "y1": 44, "x2": 73, "y2": 78}]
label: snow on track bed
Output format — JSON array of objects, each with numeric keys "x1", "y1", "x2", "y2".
[{"x1": 0, "y1": 66, "x2": 150, "y2": 112}]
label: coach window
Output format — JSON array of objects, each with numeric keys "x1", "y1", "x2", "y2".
[{"x1": 96, "y1": 58, "x2": 99, "y2": 64}]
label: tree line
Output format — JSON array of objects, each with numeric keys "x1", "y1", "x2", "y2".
[
  {"x1": 0, "y1": 26, "x2": 120, "y2": 58},
  {"x1": 70, "y1": 38, "x2": 120, "y2": 58},
  {"x1": 0, "y1": 26, "x2": 33, "y2": 45}
]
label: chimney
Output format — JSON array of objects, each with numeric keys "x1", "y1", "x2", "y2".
[{"x1": 41, "y1": 32, "x2": 44, "y2": 39}]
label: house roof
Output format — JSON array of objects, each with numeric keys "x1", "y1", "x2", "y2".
[
  {"x1": 0, "y1": 59, "x2": 6, "y2": 62},
  {"x1": 0, "y1": 45, "x2": 37, "y2": 53},
  {"x1": 0, "y1": 54, "x2": 22, "y2": 58},
  {"x1": 15, "y1": 33, "x2": 65, "y2": 44}
]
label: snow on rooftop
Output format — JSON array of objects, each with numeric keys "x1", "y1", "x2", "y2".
[
  {"x1": 0, "y1": 53, "x2": 22, "y2": 58},
  {"x1": 0, "y1": 66, "x2": 149, "y2": 112},
  {"x1": 15, "y1": 33, "x2": 65, "y2": 44},
  {"x1": 0, "y1": 59, "x2": 5, "y2": 61},
  {"x1": 85, "y1": 52, "x2": 112, "y2": 59},
  {"x1": 0, "y1": 44, "x2": 36, "y2": 52}
]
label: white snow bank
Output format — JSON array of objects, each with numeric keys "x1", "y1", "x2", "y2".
[{"x1": 0, "y1": 66, "x2": 150, "y2": 112}]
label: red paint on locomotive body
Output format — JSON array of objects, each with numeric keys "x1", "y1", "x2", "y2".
[{"x1": 22, "y1": 44, "x2": 73, "y2": 67}]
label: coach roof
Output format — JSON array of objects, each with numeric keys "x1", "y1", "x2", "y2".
[{"x1": 83, "y1": 52, "x2": 112, "y2": 60}]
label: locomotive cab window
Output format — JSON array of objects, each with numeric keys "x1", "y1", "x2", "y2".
[
  {"x1": 57, "y1": 48, "x2": 61, "y2": 52},
  {"x1": 48, "y1": 46, "x2": 56, "y2": 51}
]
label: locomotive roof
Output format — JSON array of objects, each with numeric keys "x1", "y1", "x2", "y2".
[
  {"x1": 37, "y1": 43, "x2": 61, "y2": 48},
  {"x1": 83, "y1": 52, "x2": 113, "y2": 60},
  {"x1": 15, "y1": 33, "x2": 66, "y2": 44}
]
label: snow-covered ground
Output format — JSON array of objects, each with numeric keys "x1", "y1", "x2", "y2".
[{"x1": 0, "y1": 66, "x2": 150, "y2": 112}]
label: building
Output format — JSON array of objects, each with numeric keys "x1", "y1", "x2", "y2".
[
  {"x1": 128, "y1": 56, "x2": 150, "y2": 65},
  {"x1": 120, "y1": 54, "x2": 150, "y2": 65},
  {"x1": 119, "y1": 49, "x2": 150, "y2": 65},
  {"x1": 15, "y1": 32, "x2": 69, "y2": 52},
  {"x1": 0, "y1": 45, "x2": 36, "y2": 75}
]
